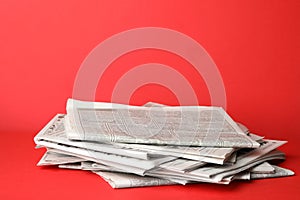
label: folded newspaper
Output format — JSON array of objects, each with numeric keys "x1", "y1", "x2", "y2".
[{"x1": 34, "y1": 99, "x2": 294, "y2": 188}]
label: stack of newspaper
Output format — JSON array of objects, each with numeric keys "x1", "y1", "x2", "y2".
[{"x1": 34, "y1": 99, "x2": 294, "y2": 188}]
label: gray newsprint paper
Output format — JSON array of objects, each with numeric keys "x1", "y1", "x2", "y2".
[
  {"x1": 34, "y1": 100, "x2": 295, "y2": 188},
  {"x1": 37, "y1": 149, "x2": 86, "y2": 166},
  {"x1": 145, "y1": 101, "x2": 250, "y2": 135},
  {"x1": 93, "y1": 171, "x2": 176, "y2": 188},
  {"x1": 34, "y1": 116, "x2": 176, "y2": 175},
  {"x1": 36, "y1": 113, "x2": 253, "y2": 165},
  {"x1": 34, "y1": 114, "x2": 150, "y2": 160},
  {"x1": 113, "y1": 143, "x2": 234, "y2": 165},
  {"x1": 234, "y1": 165, "x2": 294, "y2": 180},
  {"x1": 147, "y1": 150, "x2": 285, "y2": 184},
  {"x1": 187, "y1": 140, "x2": 286, "y2": 181},
  {"x1": 36, "y1": 139, "x2": 176, "y2": 172},
  {"x1": 146, "y1": 141, "x2": 286, "y2": 184},
  {"x1": 250, "y1": 165, "x2": 294, "y2": 179},
  {"x1": 114, "y1": 142, "x2": 235, "y2": 159},
  {"x1": 65, "y1": 99, "x2": 259, "y2": 148},
  {"x1": 159, "y1": 158, "x2": 206, "y2": 172},
  {"x1": 250, "y1": 162, "x2": 275, "y2": 173},
  {"x1": 59, "y1": 161, "x2": 123, "y2": 172}
]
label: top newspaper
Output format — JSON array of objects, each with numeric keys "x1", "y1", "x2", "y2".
[{"x1": 65, "y1": 99, "x2": 259, "y2": 148}]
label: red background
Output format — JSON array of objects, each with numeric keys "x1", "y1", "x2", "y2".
[{"x1": 0, "y1": 0, "x2": 299, "y2": 199}]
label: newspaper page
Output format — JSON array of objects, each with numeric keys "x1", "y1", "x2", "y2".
[
  {"x1": 211, "y1": 150, "x2": 286, "y2": 181},
  {"x1": 36, "y1": 139, "x2": 176, "y2": 171},
  {"x1": 36, "y1": 113, "x2": 244, "y2": 165},
  {"x1": 59, "y1": 161, "x2": 123, "y2": 172},
  {"x1": 34, "y1": 114, "x2": 150, "y2": 160},
  {"x1": 93, "y1": 171, "x2": 176, "y2": 188},
  {"x1": 250, "y1": 162, "x2": 275, "y2": 173},
  {"x1": 37, "y1": 149, "x2": 86, "y2": 166},
  {"x1": 250, "y1": 165, "x2": 294, "y2": 179},
  {"x1": 58, "y1": 162, "x2": 83, "y2": 170},
  {"x1": 145, "y1": 102, "x2": 251, "y2": 141},
  {"x1": 147, "y1": 150, "x2": 285, "y2": 184},
  {"x1": 146, "y1": 168, "x2": 234, "y2": 185},
  {"x1": 232, "y1": 171, "x2": 251, "y2": 180},
  {"x1": 187, "y1": 140, "x2": 286, "y2": 179},
  {"x1": 113, "y1": 143, "x2": 232, "y2": 164},
  {"x1": 65, "y1": 99, "x2": 259, "y2": 148},
  {"x1": 39, "y1": 141, "x2": 148, "y2": 175},
  {"x1": 114, "y1": 143, "x2": 235, "y2": 159},
  {"x1": 159, "y1": 158, "x2": 206, "y2": 172}
]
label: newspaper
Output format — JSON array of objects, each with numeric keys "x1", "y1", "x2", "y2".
[
  {"x1": 146, "y1": 140, "x2": 286, "y2": 182},
  {"x1": 225, "y1": 152, "x2": 237, "y2": 164},
  {"x1": 250, "y1": 165, "x2": 294, "y2": 179},
  {"x1": 36, "y1": 114, "x2": 247, "y2": 165},
  {"x1": 59, "y1": 161, "x2": 123, "y2": 172},
  {"x1": 33, "y1": 99, "x2": 294, "y2": 188},
  {"x1": 37, "y1": 149, "x2": 86, "y2": 166},
  {"x1": 233, "y1": 164, "x2": 294, "y2": 181},
  {"x1": 145, "y1": 101, "x2": 250, "y2": 136},
  {"x1": 250, "y1": 162, "x2": 275, "y2": 173},
  {"x1": 187, "y1": 140, "x2": 286, "y2": 180},
  {"x1": 147, "y1": 149, "x2": 285, "y2": 184},
  {"x1": 232, "y1": 171, "x2": 251, "y2": 180},
  {"x1": 35, "y1": 114, "x2": 150, "y2": 160},
  {"x1": 65, "y1": 99, "x2": 259, "y2": 148},
  {"x1": 58, "y1": 162, "x2": 83, "y2": 170},
  {"x1": 114, "y1": 143, "x2": 235, "y2": 159},
  {"x1": 159, "y1": 158, "x2": 206, "y2": 172},
  {"x1": 57, "y1": 155, "x2": 293, "y2": 186},
  {"x1": 211, "y1": 149, "x2": 286, "y2": 181},
  {"x1": 93, "y1": 171, "x2": 176, "y2": 188},
  {"x1": 114, "y1": 143, "x2": 233, "y2": 165},
  {"x1": 36, "y1": 139, "x2": 176, "y2": 172},
  {"x1": 114, "y1": 133, "x2": 263, "y2": 165}
]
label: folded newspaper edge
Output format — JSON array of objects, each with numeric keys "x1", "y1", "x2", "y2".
[
  {"x1": 65, "y1": 99, "x2": 259, "y2": 148},
  {"x1": 46, "y1": 153, "x2": 293, "y2": 188}
]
